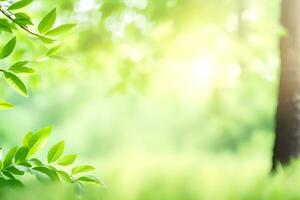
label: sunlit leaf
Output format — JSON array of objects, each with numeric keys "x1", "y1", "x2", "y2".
[
  {"x1": 71, "y1": 165, "x2": 95, "y2": 175},
  {"x1": 27, "y1": 126, "x2": 52, "y2": 158},
  {"x1": 0, "y1": 19, "x2": 12, "y2": 33},
  {"x1": 38, "y1": 8, "x2": 56, "y2": 33},
  {"x1": 14, "y1": 13, "x2": 33, "y2": 26},
  {"x1": 57, "y1": 170, "x2": 73, "y2": 183},
  {"x1": 9, "y1": 66, "x2": 35, "y2": 75},
  {"x1": 45, "y1": 24, "x2": 75, "y2": 36},
  {"x1": 3, "y1": 71, "x2": 28, "y2": 97},
  {"x1": 21, "y1": 132, "x2": 33, "y2": 147},
  {"x1": 8, "y1": 0, "x2": 33, "y2": 10},
  {"x1": 0, "y1": 100, "x2": 14, "y2": 110},
  {"x1": 47, "y1": 141, "x2": 64, "y2": 163},
  {"x1": 15, "y1": 146, "x2": 29, "y2": 164},
  {"x1": 38, "y1": 36, "x2": 56, "y2": 43},
  {"x1": 3, "y1": 146, "x2": 18, "y2": 168},
  {"x1": 0, "y1": 37, "x2": 16, "y2": 59},
  {"x1": 58, "y1": 154, "x2": 76, "y2": 166},
  {"x1": 46, "y1": 45, "x2": 62, "y2": 56}
]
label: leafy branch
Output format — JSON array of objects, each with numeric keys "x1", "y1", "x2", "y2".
[
  {"x1": 0, "y1": 0, "x2": 102, "y2": 192},
  {"x1": 0, "y1": 127, "x2": 103, "y2": 190},
  {"x1": 0, "y1": 8, "x2": 40, "y2": 37},
  {"x1": 0, "y1": 0, "x2": 76, "y2": 107}
]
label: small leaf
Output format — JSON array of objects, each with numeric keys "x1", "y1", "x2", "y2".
[
  {"x1": 45, "y1": 24, "x2": 75, "y2": 36},
  {"x1": 27, "y1": 126, "x2": 52, "y2": 158},
  {"x1": 74, "y1": 181, "x2": 85, "y2": 195},
  {"x1": 38, "y1": 36, "x2": 56, "y2": 43},
  {"x1": 3, "y1": 146, "x2": 17, "y2": 168},
  {"x1": 14, "y1": 13, "x2": 33, "y2": 26},
  {"x1": 9, "y1": 66, "x2": 35, "y2": 75},
  {"x1": 8, "y1": 0, "x2": 33, "y2": 10},
  {"x1": 3, "y1": 71, "x2": 28, "y2": 97},
  {"x1": 22, "y1": 131, "x2": 33, "y2": 146},
  {"x1": 15, "y1": 146, "x2": 29, "y2": 164},
  {"x1": 4, "y1": 179, "x2": 23, "y2": 187},
  {"x1": 47, "y1": 141, "x2": 64, "y2": 163},
  {"x1": 57, "y1": 170, "x2": 73, "y2": 183},
  {"x1": 6, "y1": 166, "x2": 24, "y2": 175},
  {"x1": 58, "y1": 154, "x2": 76, "y2": 166},
  {"x1": 0, "y1": 100, "x2": 14, "y2": 109},
  {"x1": 33, "y1": 167, "x2": 59, "y2": 182},
  {"x1": 0, "y1": 19, "x2": 12, "y2": 33},
  {"x1": 11, "y1": 61, "x2": 29, "y2": 68},
  {"x1": 46, "y1": 45, "x2": 62, "y2": 57},
  {"x1": 2, "y1": 171, "x2": 15, "y2": 179},
  {"x1": 9, "y1": 61, "x2": 34, "y2": 75},
  {"x1": 29, "y1": 158, "x2": 43, "y2": 166},
  {"x1": 17, "y1": 161, "x2": 31, "y2": 167},
  {"x1": 38, "y1": 8, "x2": 56, "y2": 33},
  {"x1": 0, "y1": 37, "x2": 16, "y2": 59},
  {"x1": 72, "y1": 165, "x2": 95, "y2": 175},
  {"x1": 77, "y1": 176, "x2": 103, "y2": 186}
]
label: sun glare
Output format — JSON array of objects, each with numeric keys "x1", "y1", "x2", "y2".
[{"x1": 191, "y1": 58, "x2": 216, "y2": 86}]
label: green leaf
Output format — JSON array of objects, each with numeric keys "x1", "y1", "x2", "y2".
[
  {"x1": 14, "y1": 13, "x2": 33, "y2": 26},
  {"x1": 27, "y1": 126, "x2": 52, "y2": 158},
  {"x1": 71, "y1": 165, "x2": 95, "y2": 175},
  {"x1": 47, "y1": 141, "x2": 64, "y2": 163},
  {"x1": 0, "y1": 37, "x2": 16, "y2": 59},
  {"x1": 29, "y1": 158, "x2": 43, "y2": 166},
  {"x1": 46, "y1": 45, "x2": 62, "y2": 57},
  {"x1": 45, "y1": 24, "x2": 75, "y2": 36},
  {"x1": 3, "y1": 71, "x2": 28, "y2": 97},
  {"x1": 38, "y1": 36, "x2": 56, "y2": 44},
  {"x1": 17, "y1": 161, "x2": 31, "y2": 167},
  {"x1": 38, "y1": 8, "x2": 56, "y2": 34},
  {"x1": 11, "y1": 61, "x2": 29, "y2": 68},
  {"x1": 15, "y1": 146, "x2": 29, "y2": 164},
  {"x1": 3, "y1": 146, "x2": 17, "y2": 168},
  {"x1": 74, "y1": 181, "x2": 85, "y2": 195},
  {"x1": 57, "y1": 170, "x2": 73, "y2": 183},
  {"x1": 0, "y1": 100, "x2": 14, "y2": 110},
  {"x1": 9, "y1": 66, "x2": 35, "y2": 75},
  {"x1": 22, "y1": 131, "x2": 33, "y2": 146},
  {"x1": 8, "y1": 0, "x2": 33, "y2": 10},
  {"x1": 77, "y1": 176, "x2": 103, "y2": 186},
  {"x1": 9, "y1": 61, "x2": 35, "y2": 74},
  {"x1": 0, "y1": 19, "x2": 12, "y2": 33},
  {"x1": 2, "y1": 171, "x2": 15, "y2": 179},
  {"x1": 33, "y1": 167, "x2": 59, "y2": 182},
  {"x1": 6, "y1": 166, "x2": 24, "y2": 175},
  {"x1": 58, "y1": 154, "x2": 76, "y2": 166}
]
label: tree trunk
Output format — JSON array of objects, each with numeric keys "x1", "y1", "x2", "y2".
[{"x1": 272, "y1": 0, "x2": 300, "y2": 171}]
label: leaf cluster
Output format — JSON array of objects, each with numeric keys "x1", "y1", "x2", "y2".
[
  {"x1": 0, "y1": 127, "x2": 103, "y2": 191},
  {"x1": 0, "y1": 0, "x2": 75, "y2": 108}
]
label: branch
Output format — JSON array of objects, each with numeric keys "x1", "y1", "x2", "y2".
[{"x1": 0, "y1": 9, "x2": 40, "y2": 37}]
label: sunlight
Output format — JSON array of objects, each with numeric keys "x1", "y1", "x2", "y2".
[
  {"x1": 191, "y1": 57, "x2": 216, "y2": 87},
  {"x1": 76, "y1": 0, "x2": 96, "y2": 12}
]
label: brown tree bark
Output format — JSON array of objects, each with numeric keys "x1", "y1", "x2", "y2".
[{"x1": 272, "y1": 0, "x2": 300, "y2": 171}]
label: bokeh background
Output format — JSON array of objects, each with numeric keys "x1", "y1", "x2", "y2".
[{"x1": 2, "y1": 0, "x2": 297, "y2": 199}]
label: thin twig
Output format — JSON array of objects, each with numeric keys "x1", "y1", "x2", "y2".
[{"x1": 0, "y1": 9, "x2": 40, "y2": 37}]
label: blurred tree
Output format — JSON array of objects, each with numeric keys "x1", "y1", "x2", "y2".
[{"x1": 272, "y1": 0, "x2": 300, "y2": 170}]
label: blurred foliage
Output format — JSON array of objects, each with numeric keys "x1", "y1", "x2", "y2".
[{"x1": 0, "y1": 0, "x2": 286, "y2": 199}]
